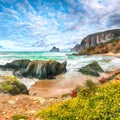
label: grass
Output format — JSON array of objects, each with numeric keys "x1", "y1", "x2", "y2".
[
  {"x1": 12, "y1": 114, "x2": 28, "y2": 120},
  {"x1": 1, "y1": 76, "x2": 19, "y2": 92},
  {"x1": 37, "y1": 80, "x2": 120, "y2": 120}
]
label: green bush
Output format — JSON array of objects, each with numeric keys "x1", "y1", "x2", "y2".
[
  {"x1": 0, "y1": 76, "x2": 28, "y2": 95},
  {"x1": 85, "y1": 79, "x2": 97, "y2": 91},
  {"x1": 37, "y1": 80, "x2": 120, "y2": 120},
  {"x1": 12, "y1": 114, "x2": 28, "y2": 120}
]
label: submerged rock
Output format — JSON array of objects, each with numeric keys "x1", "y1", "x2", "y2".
[
  {"x1": 79, "y1": 61, "x2": 104, "y2": 76},
  {"x1": 0, "y1": 59, "x2": 31, "y2": 70},
  {"x1": 15, "y1": 60, "x2": 67, "y2": 79},
  {"x1": 0, "y1": 76, "x2": 28, "y2": 95}
]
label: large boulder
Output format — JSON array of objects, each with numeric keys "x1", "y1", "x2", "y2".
[
  {"x1": 79, "y1": 61, "x2": 104, "y2": 76},
  {"x1": 0, "y1": 59, "x2": 31, "y2": 70},
  {"x1": 15, "y1": 60, "x2": 67, "y2": 79},
  {"x1": 0, "y1": 76, "x2": 28, "y2": 95}
]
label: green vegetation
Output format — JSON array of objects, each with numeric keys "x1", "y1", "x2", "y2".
[
  {"x1": 12, "y1": 114, "x2": 28, "y2": 120},
  {"x1": 37, "y1": 80, "x2": 120, "y2": 120},
  {"x1": 79, "y1": 39, "x2": 120, "y2": 55},
  {"x1": 1, "y1": 76, "x2": 19, "y2": 92},
  {"x1": 85, "y1": 79, "x2": 97, "y2": 91},
  {"x1": 0, "y1": 76, "x2": 28, "y2": 95}
]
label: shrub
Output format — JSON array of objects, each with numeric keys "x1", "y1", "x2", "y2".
[
  {"x1": 62, "y1": 93, "x2": 70, "y2": 98},
  {"x1": 37, "y1": 80, "x2": 120, "y2": 120},
  {"x1": 12, "y1": 114, "x2": 28, "y2": 120},
  {"x1": 85, "y1": 79, "x2": 97, "y2": 91},
  {"x1": 70, "y1": 89, "x2": 77, "y2": 98},
  {"x1": 1, "y1": 76, "x2": 19, "y2": 84},
  {"x1": 98, "y1": 77, "x2": 107, "y2": 84}
]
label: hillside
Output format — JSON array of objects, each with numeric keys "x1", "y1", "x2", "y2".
[
  {"x1": 78, "y1": 39, "x2": 120, "y2": 55},
  {"x1": 37, "y1": 79, "x2": 120, "y2": 120},
  {"x1": 72, "y1": 29, "x2": 120, "y2": 52}
]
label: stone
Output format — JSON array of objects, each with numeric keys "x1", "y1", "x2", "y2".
[
  {"x1": 50, "y1": 46, "x2": 59, "y2": 52},
  {"x1": 15, "y1": 60, "x2": 67, "y2": 79},
  {"x1": 79, "y1": 61, "x2": 104, "y2": 76},
  {"x1": 0, "y1": 59, "x2": 31, "y2": 70}
]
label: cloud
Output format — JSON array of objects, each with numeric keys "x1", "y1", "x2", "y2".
[
  {"x1": 108, "y1": 14, "x2": 120, "y2": 27},
  {"x1": 0, "y1": 0, "x2": 119, "y2": 51}
]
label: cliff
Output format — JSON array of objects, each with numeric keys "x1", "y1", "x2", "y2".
[
  {"x1": 50, "y1": 46, "x2": 59, "y2": 52},
  {"x1": 79, "y1": 39, "x2": 120, "y2": 55},
  {"x1": 72, "y1": 29, "x2": 120, "y2": 52}
]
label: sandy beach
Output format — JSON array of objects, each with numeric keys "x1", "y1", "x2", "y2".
[
  {"x1": 101, "y1": 52, "x2": 120, "y2": 58},
  {"x1": 29, "y1": 71, "x2": 97, "y2": 98},
  {"x1": 29, "y1": 53, "x2": 120, "y2": 98}
]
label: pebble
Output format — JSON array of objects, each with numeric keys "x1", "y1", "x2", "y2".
[{"x1": 8, "y1": 100, "x2": 15, "y2": 105}]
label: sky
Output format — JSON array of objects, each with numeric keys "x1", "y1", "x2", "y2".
[{"x1": 0, "y1": 0, "x2": 120, "y2": 51}]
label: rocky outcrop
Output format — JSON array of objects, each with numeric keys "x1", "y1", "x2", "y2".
[
  {"x1": 0, "y1": 59, "x2": 31, "y2": 70},
  {"x1": 50, "y1": 47, "x2": 59, "y2": 52},
  {"x1": 15, "y1": 60, "x2": 67, "y2": 79},
  {"x1": 72, "y1": 29, "x2": 120, "y2": 52},
  {"x1": 79, "y1": 39, "x2": 120, "y2": 55},
  {"x1": 79, "y1": 61, "x2": 104, "y2": 76},
  {"x1": 0, "y1": 76, "x2": 28, "y2": 95}
]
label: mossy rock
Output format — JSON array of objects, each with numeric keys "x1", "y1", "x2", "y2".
[
  {"x1": 0, "y1": 76, "x2": 28, "y2": 95},
  {"x1": 79, "y1": 61, "x2": 104, "y2": 76}
]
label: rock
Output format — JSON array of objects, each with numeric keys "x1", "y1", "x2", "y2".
[
  {"x1": 78, "y1": 39, "x2": 120, "y2": 55},
  {"x1": 79, "y1": 61, "x2": 104, "y2": 76},
  {"x1": 72, "y1": 29, "x2": 120, "y2": 52},
  {"x1": 50, "y1": 46, "x2": 59, "y2": 52},
  {"x1": 15, "y1": 60, "x2": 67, "y2": 79},
  {"x1": 0, "y1": 59, "x2": 31, "y2": 70},
  {"x1": 8, "y1": 100, "x2": 16, "y2": 105},
  {"x1": 0, "y1": 76, "x2": 28, "y2": 95}
]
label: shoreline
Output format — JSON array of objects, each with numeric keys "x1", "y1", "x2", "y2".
[
  {"x1": 100, "y1": 52, "x2": 120, "y2": 58},
  {"x1": 0, "y1": 52, "x2": 120, "y2": 98},
  {"x1": 29, "y1": 71, "x2": 97, "y2": 98}
]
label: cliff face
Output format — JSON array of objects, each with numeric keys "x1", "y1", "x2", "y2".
[
  {"x1": 72, "y1": 29, "x2": 120, "y2": 52},
  {"x1": 79, "y1": 39, "x2": 120, "y2": 55}
]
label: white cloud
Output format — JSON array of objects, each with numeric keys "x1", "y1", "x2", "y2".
[{"x1": 0, "y1": 0, "x2": 119, "y2": 51}]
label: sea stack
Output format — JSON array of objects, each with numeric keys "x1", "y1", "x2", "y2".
[{"x1": 50, "y1": 46, "x2": 59, "y2": 52}]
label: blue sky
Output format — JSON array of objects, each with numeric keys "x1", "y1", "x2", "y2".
[{"x1": 0, "y1": 0, "x2": 120, "y2": 51}]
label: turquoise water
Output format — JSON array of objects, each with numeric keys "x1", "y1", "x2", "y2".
[
  {"x1": 0, "y1": 51, "x2": 120, "y2": 72},
  {"x1": 0, "y1": 51, "x2": 70, "y2": 64},
  {"x1": 1, "y1": 51, "x2": 120, "y2": 89}
]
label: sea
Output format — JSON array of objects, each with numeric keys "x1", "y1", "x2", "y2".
[{"x1": 0, "y1": 51, "x2": 120, "y2": 89}]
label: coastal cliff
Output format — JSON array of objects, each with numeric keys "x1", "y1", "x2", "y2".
[
  {"x1": 79, "y1": 39, "x2": 120, "y2": 55},
  {"x1": 72, "y1": 29, "x2": 120, "y2": 52}
]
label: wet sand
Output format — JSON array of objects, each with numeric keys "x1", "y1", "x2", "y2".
[
  {"x1": 29, "y1": 71, "x2": 97, "y2": 98},
  {"x1": 101, "y1": 52, "x2": 120, "y2": 58}
]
